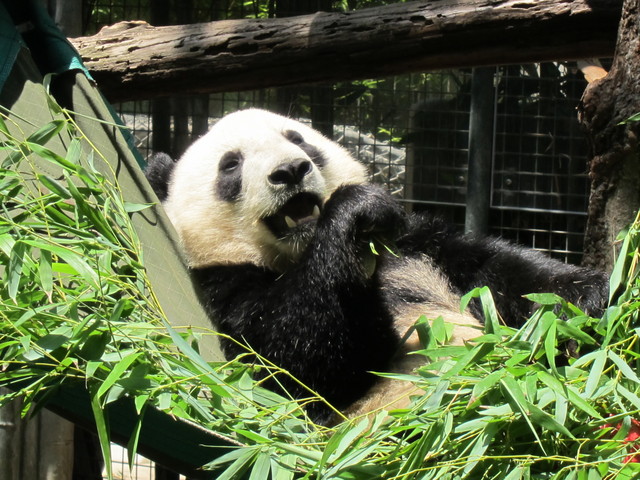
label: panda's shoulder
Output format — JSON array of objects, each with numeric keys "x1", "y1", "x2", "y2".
[{"x1": 398, "y1": 213, "x2": 460, "y2": 251}]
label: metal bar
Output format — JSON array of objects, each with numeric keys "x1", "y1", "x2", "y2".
[{"x1": 465, "y1": 67, "x2": 496, "y2": 235}]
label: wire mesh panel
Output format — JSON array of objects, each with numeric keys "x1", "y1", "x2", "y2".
[
  {"x1": 85, "y1": 1, "x2": 592, "y2": 264},
  {"x1": 490, "y1": 64, "x2": 590, "y2": 264},
  {"x1": 102, "y1": 444, "x2": 187, "y2": 480},
  {"x1": 402, "y1": 71, "x2": 472, "y2": 226},
  {"x1": 114, "y1": 66, "x2": 590, "y2": 265},
  {"x1": 102, "y1": 444, "x2": 155, "y2": 480}
]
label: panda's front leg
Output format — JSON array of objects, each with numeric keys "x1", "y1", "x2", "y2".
[
  {"x1": 305, "y1": 184, "x2": 408, "y2": 284},
  {"x1": 192, "y1": 184, "x2": 407, "y2": 419}
]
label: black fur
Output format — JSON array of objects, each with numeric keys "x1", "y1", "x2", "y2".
[
  {"x1": 186, "y1": 184, "x2": 607, "y2": 422},
  {"x1": 268, "y1": 158, "x2": 312, "y2": 186},
  {"x1": 284, "y1": 129, "x2": 327, "y2": 167},
  {"x1": 216, "y1": 151, "x2": 244, "y2": 201},
  {"x1": 144, "y1": 152, "x2": 175, "y2": 202},
  {"x1": 192, "y1": 184, "x2": 405, "y2": 422},
  {"x1": 397, "y1": 215, "x2": 608, "y2": 326}
]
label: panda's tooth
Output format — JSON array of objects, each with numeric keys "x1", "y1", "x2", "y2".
[
  {"x1": 284, "y1": 215, "x2": 297, "y2": 228},
  {"x1": 312, "y1": 205, "x2": 321, "y2": 218}
]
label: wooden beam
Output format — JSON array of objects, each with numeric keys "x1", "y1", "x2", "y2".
[{"x1": 70, "y1": 0, "x2": 622, "y2": 102}]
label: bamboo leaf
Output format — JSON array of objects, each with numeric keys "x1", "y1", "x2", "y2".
[
  {"x1": 249, "y1": 452, "x2": 272, "y2": 480},
  {"x1": 160, "y1": 319, "x2": 231, "y2": 398},
  {"x1": 524, "y1": 292, "x2": 564, "y2": 305},
  {"x1": 42, "y1": 75, "x2": 63, "y2": 114},
  {"x1": 528, "y1": 403, "x2": 574, "y2": 437},
  {"x1": 318, "y1": 418, "x2": 369, "y2": 470},
  {"x1": 37, "y1": 174, "x2": 72, "y2": 199},
  {"x1": 554, "y1": 391, "x2": 568, "y2": 429},
  {"x1": 619, "y1": 112, "x2": 640, "y2": 125},
  {"x1": 210, "y1": 447, "x2": 259, "y2": 480},
  {"x1": 557, "y1": 318, "x2": 597, "y2": 345},
  {"x1": 25, "y1": 141, "x2": 78, "y2": 171},
  {"x1": 90, "y1": 387, "x2": 112, "y2": 480},
  {"x1": 430, "y1": 316, "x2": 451, "y2": 344},
  {"x1": 585, "y1": 350, "x2": 607, "y2": 398},
  {"x1": 26, "y1": 119, "x2": 66, "y2": 146},
  {"x1": 608, "y1": 350, "x2": 640, "y2": 384},
  {"x1": 537, "y1": 371, "x2": 601, "y2": 419},
  {"x1": 271, "y1": 454, "x2": 295, "y2": 480},
  {"x1": 39, "y1": 249, "x2": 53, "y2": 300},
  {"x1": 236, "y1": 429, "x2": 270, "y2": 444},
  {"x1": 96, "y1": 352, "x2": 142, "y2": 402},
  {"x1": 0, "y1": 114, "x2": 9, "y2": 135},
  {"x1": 544, "y1": 314, "x2": 558, "y2": 373},
  {"x1": 469, "y1": 370, "x2": 505, "y2": 407},
  {"x1": 7, "y1": 240, "x2": 27, "y2": 301},
  {"x1": 66, "y1": 137, "x2": 82, "y2": 164},
  {"x1": 86, "y1": 361, "x2": 102, "y2": 379},
  {"x1": 123, "y1": 202, "x2": 153, "y2": 213},
  {"x1": 127, "y1": 401, "x2": 147, "y2": 471},
  {"x1": 462, "y1": 421, "x2": 501, "y2": 476},
  {"x1": 616, "y1": 384, "x2": 640, "y2": 410},
  {"x1": 22, "y1": 239, "x2": 100, "y2": 287},
  {"x1": 503, "y1": 465, "x2": 529, "y2": 480},
  {"x1": 474, "y1": 286, "x2": 501, "y2": 335},
  {"x1": 0, "y1": 143, "x2": 28, "y2": 167},
  {"x1": 609, "y1": 232, "x2": 631, "y2": 303},
  {"x1": 500, "y1": 376, "x2": 548, "y2": 455},
  {"x1": 442, "y1": 341, "x2": 493, "y2": 379},
  {"x1": 0, "y1": 232, "x2": 15, "y2": 256}
]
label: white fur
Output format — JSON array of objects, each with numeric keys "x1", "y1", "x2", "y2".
[{"x1": 164, "y1": 109, "x2": 368, "y2": 270}]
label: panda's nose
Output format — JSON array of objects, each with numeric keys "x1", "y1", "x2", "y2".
[{"x1": 268, "y1": 159, "x2": 312, "y2": 186}]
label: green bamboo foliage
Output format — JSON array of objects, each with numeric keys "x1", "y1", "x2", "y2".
[{"x1": 1, "y1": 96, "x2": 640, "y2": 479}]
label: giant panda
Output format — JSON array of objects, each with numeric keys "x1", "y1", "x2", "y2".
[{"x1": 145, "y1": 108, "x2": 608, "y2": 424}]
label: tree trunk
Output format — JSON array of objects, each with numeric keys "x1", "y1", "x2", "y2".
[
  {"x1": 578, "y1": 0, "x2": 640, "y2": 271},
  {"x1": 70, "y1": 0, "x2": 621, "y2": 102}
]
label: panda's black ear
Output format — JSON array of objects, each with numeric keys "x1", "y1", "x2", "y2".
[{"x1": 144, "y1": 152, "x2": 176, "y2": 202}]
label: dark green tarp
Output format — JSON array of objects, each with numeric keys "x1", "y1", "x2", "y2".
[{"x1": 0, "y1": 1, "x2": 229, "y2": 477}]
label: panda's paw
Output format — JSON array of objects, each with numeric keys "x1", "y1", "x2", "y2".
[
  {"x1": 323, "y1": 184, "x2": 407, "y2": 241},
  {"x1": 563, "y1": 269, "x2": 609, "y2": 318}
]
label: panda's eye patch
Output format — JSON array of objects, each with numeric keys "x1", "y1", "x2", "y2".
[
  {"x1": 219, "y1": 151, "x2": 243, "y2": 172},
  {"x1": 216, "y1": 151, "x2": 243, "y2": 202},
  {"x1": 283, "y1": 130, "x2": 326, "y2": 168},
  {"x1": 284, "y1": 130, "x2": 304, "y2": 145}
]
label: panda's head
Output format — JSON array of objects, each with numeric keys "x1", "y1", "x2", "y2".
[{"x1": 157, "y1": 109, "x2": 368, "y2": 271}]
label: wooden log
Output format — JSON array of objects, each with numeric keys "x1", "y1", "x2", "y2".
[{"x1": 70, "y1": 0, "x2": 622, "y2": 102}]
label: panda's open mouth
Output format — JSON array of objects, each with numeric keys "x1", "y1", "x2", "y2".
[{"x1": 263, "y1": 192, "x2": 322, "y2": 238}]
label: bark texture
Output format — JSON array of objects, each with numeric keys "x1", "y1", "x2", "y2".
[
  {"x1": 578, "y1": 0, "x2": 640, "y2": 271},
  {"x1": 70, "y1": 0, "x2": 622, "y2": 102}
]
